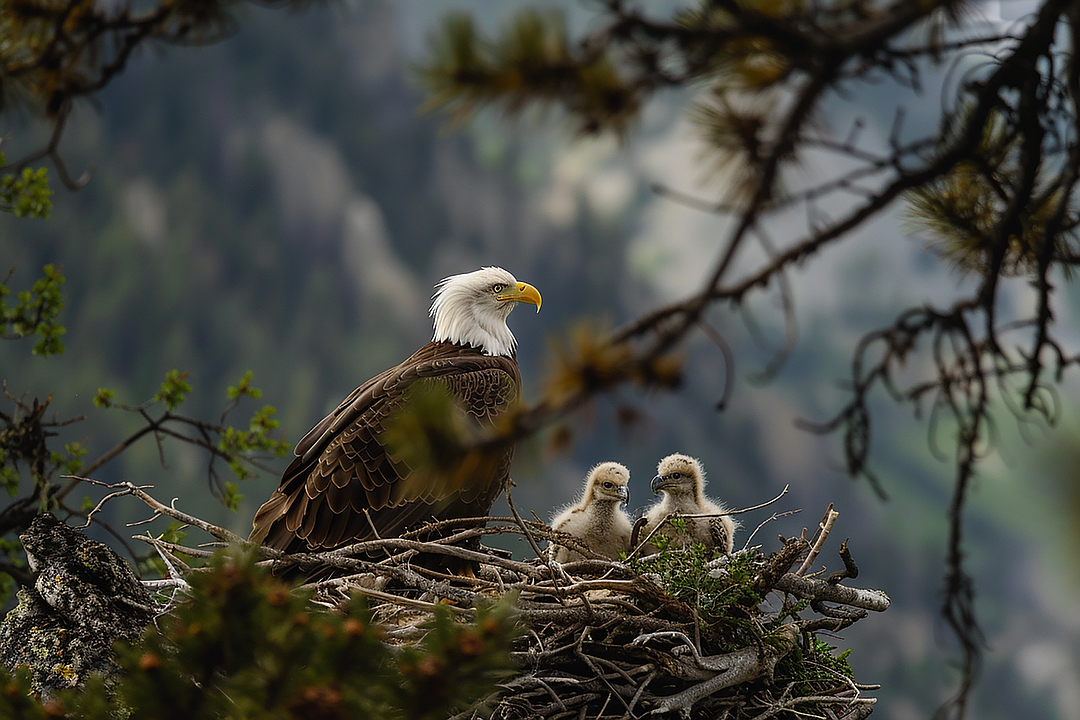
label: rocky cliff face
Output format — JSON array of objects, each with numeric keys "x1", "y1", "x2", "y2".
[{"x1": 0, "y1": 514, "x2": 154, "y2": 695}]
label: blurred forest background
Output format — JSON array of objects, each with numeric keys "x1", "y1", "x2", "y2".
[{"x1": 3, "y1": 0, "x2": 1080, "y2": 718}]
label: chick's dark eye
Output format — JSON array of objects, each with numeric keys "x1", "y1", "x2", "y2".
[
  {"x1": 492, "y1": 283, "x2": 504, "y2": 293},
  {"x1": 670, "y1": 472, "x2": 681, "y2": 479},
  {"x1": 602, "y1": 481, "x2": 613, "y2": 489}
]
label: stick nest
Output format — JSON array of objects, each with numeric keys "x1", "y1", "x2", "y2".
[{"x1": 87, "y1": 479, "x2": 888, "y2": 719}]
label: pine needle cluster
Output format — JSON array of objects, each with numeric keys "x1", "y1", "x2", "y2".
[
  {"x1": 418, "y1": 11, "x2": 640, "y2": 136},
  {"x1": 907, "y1": 109, "x2": 1080, "y2": 277},
  {"x1": 0, "y1": 550, "x2": 517, "y2": 720}
]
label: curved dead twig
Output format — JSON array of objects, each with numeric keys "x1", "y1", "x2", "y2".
[
  {"x1": 741, "y1": 509, "x2": 802, "y2": 549},
  {"x1": 70, "y1": 475, "x2": 246, "y2": 544},
  {"x1": 628, "y1": 485, "x2": 790, "y2": 561}
]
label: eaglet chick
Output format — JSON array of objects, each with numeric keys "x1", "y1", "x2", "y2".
[
  {"x1": 639, "y1": 453, "x2": 737, "y2": 555},
  {"x1": 549, "y1": 462, "x2": 633, "y2": 563}
]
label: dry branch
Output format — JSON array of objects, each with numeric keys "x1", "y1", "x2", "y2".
[{"x1": 774, "y1": 573, "x2": 891, "y2": 613}]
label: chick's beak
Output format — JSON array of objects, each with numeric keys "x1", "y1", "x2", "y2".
[
  {"x1": 497, "y1": 281, "x2": 542, "y2": 312},
  {"x1": 650, "y1": 474, "x2": 667, "y2": 495},
  {"x1": 618, "y1": 484, "x2": 630, "y2": 504}
]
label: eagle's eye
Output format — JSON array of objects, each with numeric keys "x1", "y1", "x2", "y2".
[
  {"x1": 491, "y1": 283, "x2": 505, "y2": 294},
  {"x1": 602, "y1": 481, "x2": 614, "y2": 489},
  {"x1": 669, "y1": 472, "x2": 682, "y2": 479}
]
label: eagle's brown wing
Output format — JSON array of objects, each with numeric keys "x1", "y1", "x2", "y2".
[
  {"x1": 708, "y1": 516, "x2": 734, "y2": 555},
  {"x1": 251, "y1": 341, "x2": 520, "y2": 552}
]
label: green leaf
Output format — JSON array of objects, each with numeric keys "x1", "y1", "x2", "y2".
[
  {"x1": 154, "y1": 370, "x2": 193, "y2": 411},
  {"x1": 226, "y1": 370, "x2": 262, "y2": 400},
  {"x1": 217, "y1": 403, "x2": 290, "y2": 483},
  {"x1": 93, "y1": 387, "x2": 115, "y2": 408},
  {"x1": 1, "y1": 264, "x2": 67, "y2": 357},
  {"x1": 222, "y1": 481, "x2": 244, "y2": 511},
  {"x1": 0, "y1": 151, "x2": 52, "y2": 219},
  {"x1": 60, "y1": 440, "x2": 87, "y2": 474},
  {"x1": 159, "y1": 521, "x2": 187, "y2": 547},
  {"x1": 1, "y1": 466, "x2": 19, "y2": 496}
]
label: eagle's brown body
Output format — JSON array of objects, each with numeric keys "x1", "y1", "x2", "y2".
[
  {"x1": 252, "y1": 343, "x2": 520, "y2": 553},
  {"x1": 251, "y1": 267, "x2": 539, "y2": 558}
]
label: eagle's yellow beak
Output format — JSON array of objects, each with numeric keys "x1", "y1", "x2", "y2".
[{"x1": 498, "y1": 281, "x2": 542, "y2": 312}]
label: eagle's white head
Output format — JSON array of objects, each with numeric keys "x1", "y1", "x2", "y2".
[{"x1": 430, "y1": 267, "x2": 542, "y2": 357}]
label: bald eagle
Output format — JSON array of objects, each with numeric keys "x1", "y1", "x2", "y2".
[
  {"x1": 250, "y1": 267, "x2": 541, "y2": 554},
  {"x1": 640, "y1": 453, "x2": 737, "y2": 555},
  {"x1": 549, "y1": 462, "x2": 633, "y2": 563}
]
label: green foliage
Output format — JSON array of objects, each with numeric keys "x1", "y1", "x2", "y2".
[
  {"x1": 154, "y1": 370, "x2": 193, "y2": 411},
  {"x1": 0, "y1": 371, "x2": 289, "y2": 605},
  {"x1": 160, "y1": 521, "x2": 188, "y2": 548},
  {"x1": 90, "y1": 371, "x2": 289, "y2": 494},
  {"x1": 217, "y1": 374, "x2": 290, "y2": 482},
  {"x1": 0, "y1": 537, "x2": 22, "y2": 603},
  {"x1": 0, "y1": 393, "x2": 69, "y2": 504},
  {"x1": 418, "y1": 1, "x2": 806, "y2": 176},
  {"x1": 0, "y1": 152, "x2": 52, "y2": 219},
  {"x1": 396, "y1": 602, "x2": 518, "y2": 719},
  {"x1": 0, "y1": 665, "x2": 51, "y2": 720},
  {"x1": 221, "y1": 481, "x2": 244, "y2": 511},
  {"x1": 49, "y1": 441, "x2": 87, "y2": 476},
  {"x1": 633, "y1": 543, "x2": 761, "y2": 634},
  {"x1": 633, "y1": 543, "x2": 862, "y2": 711},
  {"x1": 1, "y1": 264, "x2": 66, "y2": 357},
  {"x1": 382, "y1": 383, "x2": 472, "y2": 472},
  {"x1": 0, "y1": 551, "x2": 516, "y2": 720},
  {"x1": 0, "y1": 452, "x2": 17, "y2": 496},
  {"x1": 777, "y1": 637, "x2": 855, "y2": 697},
  {"x1": 226, "y1": 370, "x2": 262, "y2": 401},
  {"x1": 380, "y1": 382, "x2": 509, "y2": 504},
  {"x1": 92, "y1": 388, "x2": 115, "y2": 408}
]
